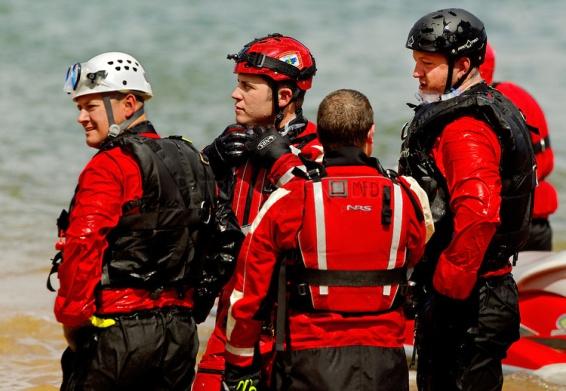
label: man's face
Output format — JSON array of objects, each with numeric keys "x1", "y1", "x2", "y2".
[
  {"x1": 231, "y1": 73, "x2": 273, "y2": 126},
  {"x1": 75, "y1": 94, "x2": 128, "y2": 148},
  {"x1": 411, "y1": 50, "x2": 449, "y2": 95},
  {"x1": 75, "y1": 94, "x2": 110, "y2": 148}
]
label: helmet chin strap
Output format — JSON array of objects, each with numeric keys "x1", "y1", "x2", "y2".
[
  {"x1": 444, "y1": 57, "x2": 473, "y2": 94},
  {"x1": 103, "y1": 95, "x2": 145, "y2": 138}
]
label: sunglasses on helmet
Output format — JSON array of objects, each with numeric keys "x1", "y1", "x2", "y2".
[
  {"x1": 63, "y1": 63, "x2": 81, "y2": 94},
  {"x1": 64, "y1": 62, "x2": 108, "y2": 94}
]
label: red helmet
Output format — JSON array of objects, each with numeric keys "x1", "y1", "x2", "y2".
[
  {"x1": 228, "y1": 33, "x2": 317, "y2": 91},
  {"x1": 479, "y1": 41, "x2": 496, "y2": 85}
]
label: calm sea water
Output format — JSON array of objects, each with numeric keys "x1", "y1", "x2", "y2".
[{"x1": 1, "y1": 0, "x2": 565, "y2": 389}]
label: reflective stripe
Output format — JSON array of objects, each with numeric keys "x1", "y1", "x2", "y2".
[
  {"x1": 384, "y1": 183, "x2": 404, "y2": 296},
  {"x1": 249, "y1": 188, "x2": 290, "y2": 235},
  {"x1": 277, "y1": 165, "x2": 305, "y2": 187},
  {"x1": 313, "y1": 181, "x2": 328, "y2": 295},
  {"x1": 313, "y1": 146, "x2": 324, "y2": 162},
  {"x1": 226, "y1": 343, "x2": 255, "y2": 358},
  {"x1": 226, "y1": 289, "x2": 244, "y2": 340},
  {"x1": 234, "y1": 161, "x2": 250, "y2": 218}
]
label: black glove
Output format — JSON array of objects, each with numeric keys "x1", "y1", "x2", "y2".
[
  {"x1": 245, "y1": 126, "x2": 291, "y2": 168},
  {"x1": 403, "y1": 259, "x2": 436, "y2": 319},
  {"x1": 203, "y1": 124, "x2": 254, "y2": 174},
  {"x1": 223, "y1": 363, "x2": 261, "y2": 391},
  {"x1": 192, "y1": 250, "x2": 237, "y2": 324},
  {"x1": 193, "y1": 202, "x2": 244, "y2": 324}
]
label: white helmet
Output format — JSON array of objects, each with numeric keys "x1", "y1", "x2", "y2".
[{"x1": 64, "y1": 52, "x2": 152, "y2": 100}]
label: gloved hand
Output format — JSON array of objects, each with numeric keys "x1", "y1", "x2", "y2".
[
  {"x1": 245, "y1": 126, "x2": 291, "y2": 168},
  {"x1": 404, "y1": 259, "x2": 436, "y2": 319},
  {"x1": 222, "y1": 363, "x2": 261, "y2": 391},
  {"x1": 203, "y1": 124, "x2": 254, "y2": 173}
]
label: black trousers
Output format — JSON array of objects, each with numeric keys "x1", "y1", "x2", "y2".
[
  {"x1": 272, "y1": 345, "x2": 409, "y2": 391},
  {"x1": 60, "y1": 307, "x2": 198, "y2": 391},
  {"x1": 416, "y1": 274, "x2": 520, "y2": 391}
]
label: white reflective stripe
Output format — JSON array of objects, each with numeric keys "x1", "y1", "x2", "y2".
[
  {"x1": 275, "y1": 141, "x2": 309, "y2": 187},
  {"x1": 276, "y1": 165, "x2": 305, "y2": 187},
  {"x1": 384, "y1": 183, "x2": 404, "y2": 296},
  {"x1": 233, "y1": 161, "x2": 250, "y2": 218},
  {"x1": 249, "y1": 188, "x2": 290, "y2": 235},
  {"x1": 241, "y1": 224, "x2": 251, "y2": 235},
  {"x1": 313, "y1": 147, "x2": 324, "y2": 162},
  {"x1": 226, "y1": 343, "x2": 255, "y2": 358},
  {"x1": 313, "y1": 181, "x2": 328, "y2": 295},
  {"x1": 226, "y1": 289, "x2": 243, "y2": 341}
]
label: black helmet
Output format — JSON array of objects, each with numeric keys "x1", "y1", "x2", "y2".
[{"x1": 406, "y1": 8, "x2": 487, "y2": 66}]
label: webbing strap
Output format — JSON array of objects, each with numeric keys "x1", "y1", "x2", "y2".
[
  {"x1": 301, "y1": 267, "x2": 406, "y2": 287},
  {"x1": 46, "y1": 252, "x2": 63, "y2": 292},
  {"x1": 533, "y1": 136, "x2": 551, "y2": 154},
  {"x1": 276, "y1": 261, "x2": 287, "y2": 352},
  {"x1": 234, "y1": 52, "x2": 316, "y2": 82},
  {"x1": 382, "y1": 186, "x2": 392, "y2": 226}
]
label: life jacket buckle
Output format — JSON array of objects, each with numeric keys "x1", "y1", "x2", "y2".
[
  {"x1": 296, "y1": 283, "x2": 308, "y2": 296},
  {"x1": 150, "y1": 287, "x2": 164, "y2": 300}
]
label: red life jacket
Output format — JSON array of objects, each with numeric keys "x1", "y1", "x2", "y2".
[
  {"x1": 494, "y1": 81, "x2": 558, "y2": 219},
  {"x1": 291, "y1": 166, "x2": 418, "y2": 314}
]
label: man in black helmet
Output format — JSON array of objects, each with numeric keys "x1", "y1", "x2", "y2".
[{"x1": 398, "y1": 8, "x2": 536, "y2": 391}]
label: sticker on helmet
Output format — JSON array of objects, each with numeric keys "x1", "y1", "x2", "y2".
[{"x1": 279, "y1": 53, "x2": 301, "y2": 69}]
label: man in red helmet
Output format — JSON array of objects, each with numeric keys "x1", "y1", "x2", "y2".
[
  {"x1": 224, "y1": 89, "x2": 430, "y2": 391},
  {"x1": 400, "y1": 9, "x2": 536, "y2": 391},
  {"x1": 193, "y1": 33, "x2": 322, "y2": 391},
  {"x1": 480, "y1": 42, "x2": 558, "y2": 251}
]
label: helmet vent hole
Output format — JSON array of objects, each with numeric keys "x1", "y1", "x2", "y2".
[
  {"x1": 125, "y1": 66, "x2": 130, "y2": 70},
  {"x1": 133, "y1": 67, "x2": 138, "y2": 72},
  {"x1": 118, "y1": 59, "x2": 123, "y2": 63},
  {"x1": 108, "y1": 61, "x2": 114, "y2": 65},
  {"x1": 115, "y1": 66, "x2": 121, "y2": 71},
  {"x1": 127, "y1": 60, "x2": 132, "y2": 64},
  {"x1": 135, "y1": 62, "x2": 139, "y2": 66},
  {"x1": 122, "y1": 80, "x2": 127, "y2": 86}
]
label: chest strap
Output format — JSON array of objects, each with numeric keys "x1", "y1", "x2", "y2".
[{"x1": 300, "y1": 267, "x2": 406, "y2": 287}]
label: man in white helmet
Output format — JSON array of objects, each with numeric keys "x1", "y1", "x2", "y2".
[{"x1": 50, "y1": 52, "x2": 243, "y2": 390}]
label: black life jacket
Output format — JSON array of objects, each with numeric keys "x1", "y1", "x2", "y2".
[
  {"x1": 98, "y1": 124, "x2": 215, "y2": 291},
  {"x1": 398, "y1": 83, "x2": 536, "y2": 271}
]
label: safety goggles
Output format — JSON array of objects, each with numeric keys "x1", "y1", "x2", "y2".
[
  {"x1": 64, "y1": 62, "x2": 108, "y2": 94},
  {"x1": 63, "y1": 63, "x2": 81, "y2": 94}
]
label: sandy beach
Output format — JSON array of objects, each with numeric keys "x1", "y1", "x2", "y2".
[{"x1": 0, "y1": 270, "x2": 562, "y2": 390}]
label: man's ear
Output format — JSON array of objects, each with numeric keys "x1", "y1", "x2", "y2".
[
  {"x1": 367, "y1": 124, "x2": 375, "y2": 145},
  {"x1": 363, "y1": 124, "x2": 376, "y2": 156},
  {"x1": 123, "y1": 93, "x2": 140, "y2": 119},
  {"x1": 277, "y1": 86, "x2": 294, "y2": 108},
  {"x1": 454, "y1": 56, "x2": 472, "y2": 79}
]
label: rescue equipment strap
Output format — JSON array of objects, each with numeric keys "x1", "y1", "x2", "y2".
[
  {"x1": 291, "y1": 133, "x2": 317, "y2": 150},
  {"x1": 300, "y1": 267, "x2": 407, "y2": 287},
  {"x1": 382, "y1": 186, "x2": 392, "y2": 226},
  {"x1": 533, "y1": 136, "x2": 551, "y2": 154},
  {"x1": 276, "y1": 260, "x2": 288, "y2": 352},
  {"x1": 46, "y1": 251, "x2": 62, "y2": 292}
]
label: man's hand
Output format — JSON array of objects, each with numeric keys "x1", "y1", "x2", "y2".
[
  {"x1": 203, "y1": 124, "x2": 254, "y2": 172},
  {"x1": 245, "y1": 126, "x2": 291, "y2": 168},
  {"x1": 223, "y1": 363, "x2": 261, "y2": 391}
]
